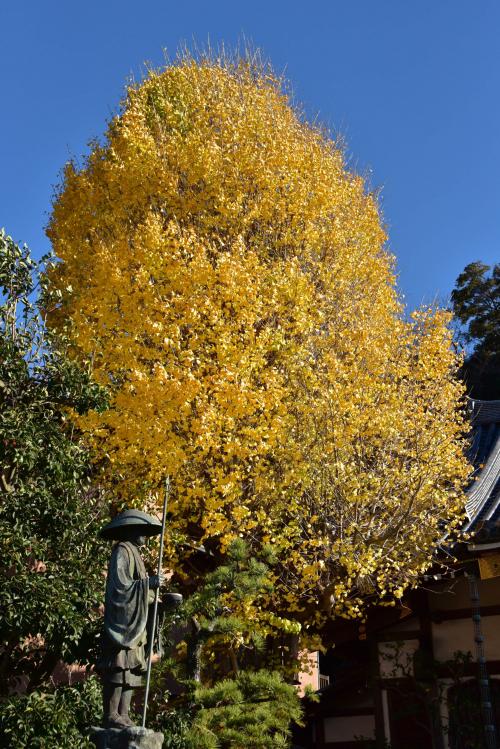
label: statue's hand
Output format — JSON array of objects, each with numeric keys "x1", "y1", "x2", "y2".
[{"x1": 149, "y1": 573, "x2": 166, "y2": 590}]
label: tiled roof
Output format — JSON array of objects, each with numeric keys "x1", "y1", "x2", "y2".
[{"x1": 464, "y1": 399, "x2": 500, "y2": 535}]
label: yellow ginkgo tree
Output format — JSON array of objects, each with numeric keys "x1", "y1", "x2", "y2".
[{"x1": 47, "y1": 54, "x2": 470, "y2": 625}]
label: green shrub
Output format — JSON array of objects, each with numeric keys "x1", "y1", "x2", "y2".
[
  {"x1": 0, "y1": 676, "x2": 101, "y2": 749},
  {"x1": 0, "y1": 230, "x2": 109, "y2": 692},
  {"x1": 150, "y1": 670, "x2": 302, "y2": 749}
]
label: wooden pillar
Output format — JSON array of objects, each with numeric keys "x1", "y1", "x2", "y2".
[{"x1": 370, "y1": 639, "x2": 387, "y2": 748}]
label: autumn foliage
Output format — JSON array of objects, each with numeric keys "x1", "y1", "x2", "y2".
[{"x1": 47, "y1": 55, "x2": 470, "y2": 625}]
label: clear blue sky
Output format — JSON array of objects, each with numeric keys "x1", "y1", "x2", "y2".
[{"x1": 1, "y1": 0, "x2": 498, "y2": 311}]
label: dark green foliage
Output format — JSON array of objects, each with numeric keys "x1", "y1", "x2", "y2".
[
  {"x1": 174, "y1": 539, "x2": 274, "y2": 682},
  {"x1": 0, "y1": 229, "x2": 109, "y2": 692},
  {"x1": 188, "y1": 670, "x2": 302, "y2": 748},
  {"x1": 150, "y1": 704, "x2": 194, "y2": 749},
  {"x1": 147, "y1": 540, "x2": 302, "y2": 747},
  {"x1": 148, "y1": 671, "x2": 302, "y2": 749},
  {"x1": 0, "y1": 676, "x2": 101, "y2": 749},
  {"x1": 451, "y1": 261, "x2": 500, "y2": 399}
]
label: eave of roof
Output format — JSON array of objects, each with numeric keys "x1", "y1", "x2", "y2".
[{"x1": 464, "y1": 399, "x2": 500, "y2": 533}]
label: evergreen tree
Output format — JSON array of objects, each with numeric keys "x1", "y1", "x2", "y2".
[
  {"x1": 178, "y1": 539, "x2": 273, "y2": 682},
  {"x1": 451, "y1": 261, "x2": 500, "y2": 399},
  {"x1": 148, "y1": 540, "x2": 304, "y2": 748},
  {"x1": 0, "y1": 230, "x2": 109, "y2": 693},
  {"x1": 187, "y1": 671, "x2": 303, "y2": 749}
]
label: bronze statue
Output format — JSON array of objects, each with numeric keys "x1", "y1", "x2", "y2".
[{"x1": 97, "y1": 509, "x2": 166, "y2": 729}]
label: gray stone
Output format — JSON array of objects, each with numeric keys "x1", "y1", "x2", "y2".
[{"x1": 90, "y1": 725, "x2": 164, "y2": 749}]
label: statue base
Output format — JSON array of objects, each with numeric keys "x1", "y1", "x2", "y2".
[{"x1": 90, "y1": 726, "x2": 164, "y2": 749}]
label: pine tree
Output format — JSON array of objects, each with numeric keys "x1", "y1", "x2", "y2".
[
  {"x1": 451, "y1": 261, "x2": 500, "y2": 399},
  {"x1": 148, "y1": 540, "x2": 303, "y2": 748}
]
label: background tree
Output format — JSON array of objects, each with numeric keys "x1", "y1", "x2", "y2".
[
  {"x1": 0, "y1": 230, "x2": 108, "y2": 694},
  {"x1": 176, "y1": 539, "x2": 274, "y2": 683},
  {"x1": 163, "y1": 539, "x2": 300, "y2": 684},
  {"x1": 47, "y1": 53, "x2": 471, "y2": 625},
  {"x1": 451, "y1": 261, "x2": 500, "y2": 399}
]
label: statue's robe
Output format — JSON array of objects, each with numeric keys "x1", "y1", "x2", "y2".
[{"x1": 98, "y1": 541, "x2": 151, "y2": 686}]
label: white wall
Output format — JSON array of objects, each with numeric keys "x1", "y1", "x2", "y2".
[
  {"x1": 432, "y1": 616, "x2": 500, "y2": 661},
  {"x1": 378, "y1": 638, "x2": 419, "y2": 678},
  {"x1": 323, "y1": 715, "x2": 376, "y2": 743}
]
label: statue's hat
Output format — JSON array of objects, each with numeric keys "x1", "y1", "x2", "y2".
[{"x1": 100, "y1": 509, "x2": 162, "y2": 540}]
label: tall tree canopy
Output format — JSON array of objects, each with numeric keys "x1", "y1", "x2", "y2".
[
  {"x1": 47, "y1": 56, "x2": 470, "y2": 625},
  {"x1": 451, "y1": 261, "x2": 500, "y2": 400}
]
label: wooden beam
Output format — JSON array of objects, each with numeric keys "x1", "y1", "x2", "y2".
[
  {"x1": 431, "y1": 604, "x2": 500, "y2": 622},
  {"x1": 375, "y1": 629, "x2": 422, "y2": 642}
]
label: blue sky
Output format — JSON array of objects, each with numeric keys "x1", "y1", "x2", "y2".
[{"x1": 1, "y1": 0, "x2": 498, "y2": 311}]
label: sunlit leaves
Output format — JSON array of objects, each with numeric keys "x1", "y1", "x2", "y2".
[{"x1": 47, "y1": 55, "x2": 470, "y2": 623}]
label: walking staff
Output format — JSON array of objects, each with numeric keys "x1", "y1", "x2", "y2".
[{"x1": 142, "y1": 476, "x2": 170, "y2": 729}]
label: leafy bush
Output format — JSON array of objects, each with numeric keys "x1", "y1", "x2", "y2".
[
  {"x1": 0, "y1": 230, "x2": 109, "y2": 692},
  {"x1": 0, "y1": 676, "x2": 101, "y2": 749}
]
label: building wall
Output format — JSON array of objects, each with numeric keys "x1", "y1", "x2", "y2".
[
  {"x1": 432, "y1": 615, "x2": 500, "y2": 661},
  {"x1": 323, "y1": 715, "x2": 375, "y2": 744},
  {"x1": 298, "y1": 651, "x2": 320, "y2": 695},
  {"x1": 309, "y1": 573, "x2": 500, "y2": 748}
]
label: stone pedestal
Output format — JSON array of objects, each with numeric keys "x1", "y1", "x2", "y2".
[{"x1": 90, "y1": 726, "x2": 164, "y2": 749}]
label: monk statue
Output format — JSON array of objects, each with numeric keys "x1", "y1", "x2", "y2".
[{"x1": 97, "y1": 509, "x2": 166, "y2": 730}]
